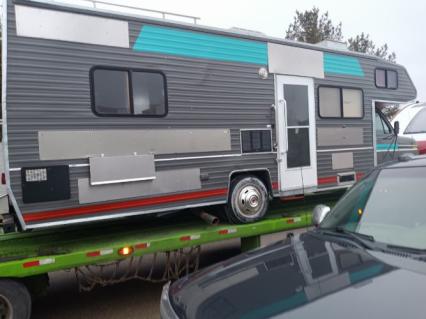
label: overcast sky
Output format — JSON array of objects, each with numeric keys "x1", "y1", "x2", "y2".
[{"x1": 14, "y1": 0, "x2": 426, "y2": 100}]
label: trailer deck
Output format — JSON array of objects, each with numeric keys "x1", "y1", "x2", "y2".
[{"x1": 0, "y1": 194, "x2": 339, "y2": 278}]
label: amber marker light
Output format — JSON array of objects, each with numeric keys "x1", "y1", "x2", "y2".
[{"x1": 118, "y1": 246, "x2": 134, "y2": 256}]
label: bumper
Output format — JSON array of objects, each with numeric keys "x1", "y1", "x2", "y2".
[{"x1": 160, "y1": 281, "x2": 179, "y2": 319}]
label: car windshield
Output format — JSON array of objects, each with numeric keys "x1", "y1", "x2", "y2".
[{"x1": 321, "y1": 166, "x2": 426, "y2": 250}]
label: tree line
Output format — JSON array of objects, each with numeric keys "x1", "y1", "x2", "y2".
[{"x1": 285, "y1": 7, "x2": 396, "y2": 63}]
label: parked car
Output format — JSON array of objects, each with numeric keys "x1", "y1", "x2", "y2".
[
  {"x1": 375, "y1": 108, "x2": 418, "y2": 164},
  {"x1": 161, "y1": 155, "x2": 426, "y2": 319},
  {"x1": 392, "y1": 102, "x2": 426, "y2": 154}
]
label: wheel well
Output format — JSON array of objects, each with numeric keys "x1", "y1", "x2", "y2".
[{"x1": 228, "y1": 170, "x2": 273, "y2": 197}]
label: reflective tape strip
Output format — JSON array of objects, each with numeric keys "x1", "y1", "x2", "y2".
[
  {"x1": 86, "y1": 248, "x2": 114, "y2": 257},
  {"x1": 23, "y1": 258, "x2": 55, "y2": 268},
  {"x1": 286, "y1": 217, "x2": 302, "y2": 224},
  {"x1": 135, "y1": 242, "x2": 151, "y2": 250},
  {"x1": 23, "y1": 260, "x2": 39, "y2": 268},
  {"x1": 180, "y1": 234, "x2": 201, "y2": 241},
  {"x1": 218, "y1": 228, "x2": 237, "y2": 235},
  {"x1": 39, "y1": 258, "x2": 55, "y2": 265}
]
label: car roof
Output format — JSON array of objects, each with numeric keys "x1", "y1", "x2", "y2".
[{"x1": 384, "y1": 155, "x2": 426, "y2": 169}]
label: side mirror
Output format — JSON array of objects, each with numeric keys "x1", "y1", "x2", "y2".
[
  {"x1": 393, "y1": 121, "x2": 400, "y2": 135},
  {"x1": 312, "y1": 205, "x2": 331, "y2": 227}
]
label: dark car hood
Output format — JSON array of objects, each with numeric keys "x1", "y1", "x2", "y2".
[{"x1": 169, "y1": 232, "x2": 426, "y2": 319}]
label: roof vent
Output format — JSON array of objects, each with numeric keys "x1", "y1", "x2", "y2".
[{"x1": 316, "y1": 40, "x2": 349, "y2": 51}]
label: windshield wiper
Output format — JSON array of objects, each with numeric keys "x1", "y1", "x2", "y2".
[
  {"x1": 335, "y1": 226, "x2": 375, "y2": 242},
  {"x1": 384, "y1": 244, "x2": 426, "y2": 256},
  {"x1": 316, "y1": 227, "x2": 376, "y2": 250}
]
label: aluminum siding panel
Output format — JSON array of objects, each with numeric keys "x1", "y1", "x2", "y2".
[
  {"x1": 6, "y1": 2, "x2": 277, "y2": 224},
  {"x1": 316, "y1": 56, "x2": 416, "y2": 188}
]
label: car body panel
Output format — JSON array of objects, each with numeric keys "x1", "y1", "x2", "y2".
[{"x1": 166, "y1": 232, "x2": 426, "y2": 319}]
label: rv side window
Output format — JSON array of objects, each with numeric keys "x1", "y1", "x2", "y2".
[
  {"x1": 92, "y1": 67, "x2": 167, "y2": 117},
  {"x1": 93, "y1": 69, "x2": 131, "y2": 115},
  {"x1": 387, "y1": 71, "x2": 398, "y2": 89},
  {"x1": 319, "y1": 87, "x2": 363, "y2": 119},
  {"x1": 132, "y1": 72, "x2": 166, "y2": 116},
  {"x1": 319, "y1": 87, "x2": 341, "y2": 118},
  {"x1": 342, "y1": 89, "x2": 363, "y2": 118},
  {"x1": 375, "y1": 69, "x2": 398, "y2": 89},
  {"x1": 375, "y1": 69, "x2": 386, "y2": 88}
]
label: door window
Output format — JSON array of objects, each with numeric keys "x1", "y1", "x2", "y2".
[
  {"x1": 287, "y1": 128, "x2": 310, "y2": 168},
  {"x1": 284, "y1": 84, "x2": 311, "y2": 168},
  {"x1": 285, "y1": 84, "x2": 309, "y2": 126}
]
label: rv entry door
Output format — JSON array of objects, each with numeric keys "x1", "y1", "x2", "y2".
[{"x1": 276, "y1": 76, "x2": 317, "y2": 194}]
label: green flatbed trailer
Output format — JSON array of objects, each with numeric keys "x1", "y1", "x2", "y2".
[{"x1": 0, "y1": 194, "x2": 339, "y2": 318}]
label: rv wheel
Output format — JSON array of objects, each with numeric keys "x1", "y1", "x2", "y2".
[
  {"x1": 0, "y1": 279, "x2": 32, "y2": 319},
  {"x1": 225, "y1": 175, "x2": 269, "y2": 224}
]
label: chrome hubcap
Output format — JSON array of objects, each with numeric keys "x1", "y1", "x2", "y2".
[
  {"x1": 237, "y1": 186, "x2": 262, "y2": 216},
  {"x1": 0, "y1": 295, "x2": 12, "y2": 319}
]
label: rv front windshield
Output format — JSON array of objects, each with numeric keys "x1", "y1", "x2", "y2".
[{"x1": 321, "y1": 166, "x2": 426, "y2": 250}]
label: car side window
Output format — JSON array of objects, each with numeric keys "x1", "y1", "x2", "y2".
[{"x1": 405, "y1": 108, "x2": 426, "y2": 134}]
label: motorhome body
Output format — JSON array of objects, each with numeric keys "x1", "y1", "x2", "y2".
[{"x1": 2, "y1": 0, "x2": 417, "y2": 230}]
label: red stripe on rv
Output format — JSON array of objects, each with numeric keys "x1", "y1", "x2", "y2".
[
  {"x1": 318, "y1": 176, "x2": 337, "y2": 185},
  {"x1": 24, "y1": 188, "x2": 228, "y2": 223}
]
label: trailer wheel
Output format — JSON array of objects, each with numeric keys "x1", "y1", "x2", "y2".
[
  {"x1": 0, "y1": 279, "x2": 31, "y2": 319},
  {"x1": 225, "y1": 175, "x2": 269, "y2": 224}
]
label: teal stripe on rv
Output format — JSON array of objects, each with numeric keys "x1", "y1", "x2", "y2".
[
  {"x1": 133, "y1": 25, "x2": 268, "y2": 65},
  {"x1": 376, "y1": 143, "x2": 399, "y2": 151},
  {"x1": 324, "y1": 53, "x2": 364, "y2": 77}
]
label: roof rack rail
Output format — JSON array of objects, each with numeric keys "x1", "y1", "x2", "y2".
[{"x1": 28, "y1": 0, "x2": 201, "y2": 24}]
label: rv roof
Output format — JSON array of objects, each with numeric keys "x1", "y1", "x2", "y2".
[
  {"x1": 25, "y1": 0, "x2": 201, "y2": 24},
  {"x1": 20, "y1": 0, "x2": 398, "y2": 63}
]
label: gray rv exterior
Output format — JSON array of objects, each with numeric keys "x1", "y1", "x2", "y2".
[{"x1": 3, "y1": 0, "x2": 417, "y2": 229}]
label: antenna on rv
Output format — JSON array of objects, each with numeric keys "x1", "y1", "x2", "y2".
[{"x1": 29, "y1": 0, "x2": 201, "y2": 24}]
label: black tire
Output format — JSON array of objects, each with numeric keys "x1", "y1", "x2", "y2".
[
  {"x1": 225, "y1": 175, "x2": 269, "y2": 224},
  {"x1": 0, "y1": 279, "x2": 31, "y2": 319}
]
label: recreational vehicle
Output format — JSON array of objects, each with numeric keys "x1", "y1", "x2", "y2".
[{"x1": 1, "y1": 0, "x2": 418, "y2": 230}]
